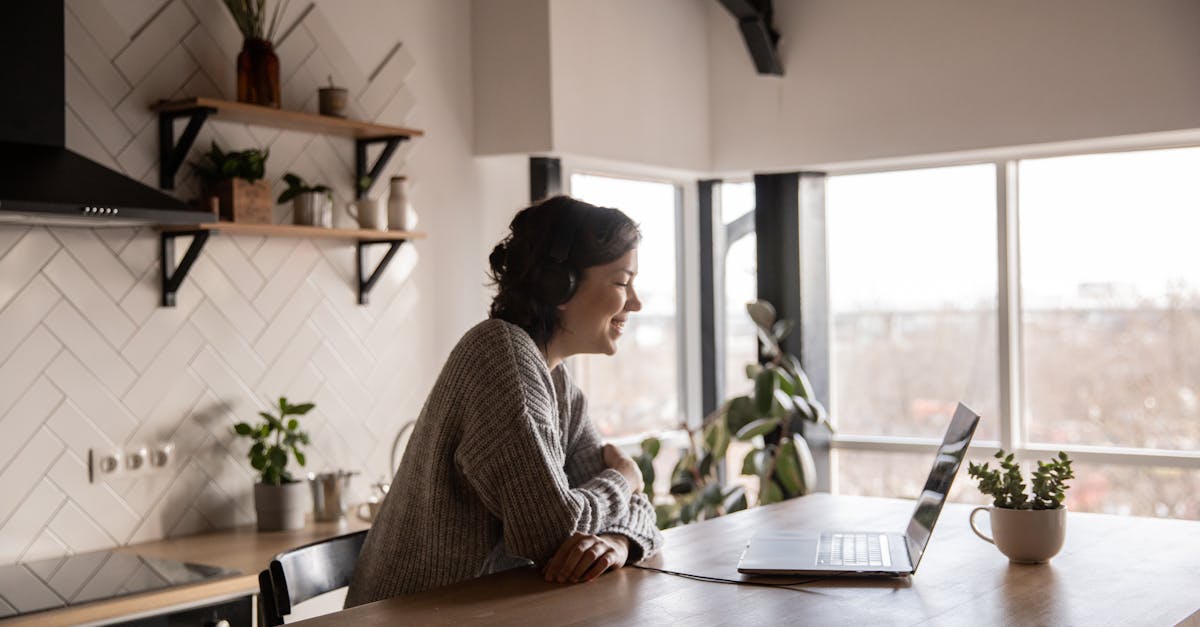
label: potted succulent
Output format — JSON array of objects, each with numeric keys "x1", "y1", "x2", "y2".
[
  {"x1": 193, "y1": 142, "x2": 271, "y2": 223},
  {"x1": 968, "y1": 450, "x2": 1075, "y2": 563},
  {"x1": 234, "y1": 397, "x2": 313, "y2": 531},
  {"x1": 636, "y1": 299, "x2": 832, "y2": 528},
  {"x1": 277, "y1": 172, "x2": 332, "y2": 227}
]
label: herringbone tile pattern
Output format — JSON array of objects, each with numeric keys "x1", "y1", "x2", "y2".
[{"x1": 0, "y1": 0, "x2": 419, "y2": 564}]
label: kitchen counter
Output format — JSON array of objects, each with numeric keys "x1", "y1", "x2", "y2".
[{"x1": 3, "y1": 517, "x2": 370, "y2": 627}]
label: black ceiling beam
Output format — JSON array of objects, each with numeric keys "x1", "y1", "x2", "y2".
[{"x1": 718, "y1": 0, "x2": 783, "y2": 76}]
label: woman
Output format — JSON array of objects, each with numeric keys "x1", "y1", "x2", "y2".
[{"x1": 345, "y1": 195, "x2": 664, "y2": 607}]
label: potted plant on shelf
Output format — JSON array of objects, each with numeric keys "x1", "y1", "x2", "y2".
[
  {"x1": 221, "y1": 0, "x2": 289, "y2": 107},
  {"x1": 277, "y1": 172, "x2": 332, "y2": 227},
  {"x1": 635, "y1": 299, "x2": 833, "y2": 528},
  {"x1": 234, "y1": 397, "x2": 313, "y2": 531},
  {"x1": 968, "y1": 450, "x2": 1075, "y2": 563},
  {"x1": 193, "y1": 142, "x2": 271, "y2": 223}
]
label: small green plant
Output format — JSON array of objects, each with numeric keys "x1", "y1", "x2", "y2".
[
  {"x1": 968, "y1": 450, "x2": 1075, "y2": 510},
  {"x1": 234, "y1": 397, "x2": 313, "y2": 486},
  {"x1": 356, "y1": 175, "x2": 373, "y2": 195},
  {"x1": 276, "y1": 172, "x2": 331, "y2": 204},
  {"x1": 192, "y1": 141, "x2": 269, "y2": 186},
  {"x1": 635, "y1": 300, "x2": 832, "y2": 529}
]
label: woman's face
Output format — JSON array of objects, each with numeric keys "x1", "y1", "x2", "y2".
[{"x1": 555, "y1": 248, "x2": 641, "y2": 358}]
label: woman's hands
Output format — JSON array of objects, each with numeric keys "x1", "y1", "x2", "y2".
[
  {"x1": 602, "y1": 443, "x2": 644, "y2": 494},
  {"x1": 543, "y1": 532, "x2": 630, "y2": 583}
]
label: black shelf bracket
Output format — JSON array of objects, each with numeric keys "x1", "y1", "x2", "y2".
[
  {"x1": 355, "y1": 136, "x2": 409, "y2": 198},
  {"x1": 158, "y1": 107, "x2": 217, "y2": 189},
  {"x1": 160, "y1": 229, "x2": 210, "y2": 307},
  {"x1": 357, "y1": 239, "x2": 408, "y2": 305}
]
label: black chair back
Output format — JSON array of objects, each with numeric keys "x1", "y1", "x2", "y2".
[{"x1": 258, "y1": 529, "x2": 368, "y2": 626}]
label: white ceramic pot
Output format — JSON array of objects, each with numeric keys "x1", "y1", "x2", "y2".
[{"x1": 970, "y1": 505, "x2": 1067, "y2": 563}]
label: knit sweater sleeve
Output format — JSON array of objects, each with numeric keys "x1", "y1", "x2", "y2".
[
  {"x1": 455, "y1": 323, "x2": 635, "y2": 566},
  {"x1": 562, "y1": 381, "x2": 664, "y2": 563}
]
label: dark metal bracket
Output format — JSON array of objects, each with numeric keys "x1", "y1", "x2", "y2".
[
  {"x1": 718, "y1": 0, "x2": 784, "y2": 76},
  {"x1": 158, "y1": 107, "x2": 217, "y2": 189},
  {"x1": 355, "y1": 136, "x2": 409, "y2": 198},
  {"x1": 160, "y1": 230, "x2": 210, "y2": 307},
  {"x1": 357, "y1": 239, "x2": 407, "y2": 305}
]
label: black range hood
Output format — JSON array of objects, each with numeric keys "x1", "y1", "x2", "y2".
[{"x1": 0, "y1": 3, "x2": 215, "y2": 226}]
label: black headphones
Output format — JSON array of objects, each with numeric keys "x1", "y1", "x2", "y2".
[{"x1": 541, "y1": 208, "x2": 586, "y2": 305}]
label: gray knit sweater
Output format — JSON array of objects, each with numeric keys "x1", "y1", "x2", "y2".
[{"x1": 345, "y1": 319, "x2": 663, "y2": 607}]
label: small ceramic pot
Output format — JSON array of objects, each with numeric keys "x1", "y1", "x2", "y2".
[
  {"x1": 254, "y1": 481, "x2": 308, "y2": 531},
  {"x1": 970, "y1": 506, "x2": 1067, "y2": 563}
]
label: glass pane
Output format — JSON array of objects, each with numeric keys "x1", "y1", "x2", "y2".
[
  {"x1": 834, "y1": 449, "x2": 990, "y2": 506},
  {"x1": 721, "y1": 180, "x2": 755, "y2": 225},
  {"x1": 721, "y1": 182, "x2": 758, "y2": 398},
  {"x1": 1019, "y1": 147, "x2": 1200, "y2": 450},
  {"x1": 1066, "y1": 462, "x2": 1200, "y2": 520},
  {"x1": 570, "y1": 173, "x2": 681, "y2": 437},
  {"x1": 827, "y1": 165, "x2": 999, "y2": 439}
]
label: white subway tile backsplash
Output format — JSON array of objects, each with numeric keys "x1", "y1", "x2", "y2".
[
  {"x1": 45, "y1": 353, "x2": 140, "y2": 445},
  {"x1": 0, "y1": 229, "x2": 58, "y2": 311},
  {"x1": 0, "y1": 428, "x2": 65, "y2": 526},
  {"x1": 44, "y1": 301, "x2": 138, "y2": 395},
  {"x1": 0, "y1": 328, "x2": 62, "y2": 419},
  {"x1": 42, "y1": 251, "x2": 136, "y2": 348},
  {"x1": 4, "y1": 0, "x2": 417, "y2": 563},
  {"x1": 0, "y1": 479, "x2": 64, "y2": 564},
  {"x1": 0, "y1": 378, "x2": 63, "y2": 474}
]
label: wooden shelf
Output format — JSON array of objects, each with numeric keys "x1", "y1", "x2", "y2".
[
  {"x1": 152, "y1": 97, "x2": 422, "y2": 196},
  {"x1": 157, "y1": 222, "x2": 422, "y2": 307},
  {"x1": 158, "y1": 221, "x2": 427, "y2": 242},
  {"x1": 151, "y1": 97, "x2": 424, "y2": 139}
]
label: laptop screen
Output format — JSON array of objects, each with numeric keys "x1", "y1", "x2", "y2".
[{"x1": 903, "y1": 403, "x2": 981, "y2": 572}]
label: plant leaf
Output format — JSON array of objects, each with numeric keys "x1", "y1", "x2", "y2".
[
  {"x1": 735, "y1": 417, "x2": 781, "y2": 441},
  {"x1": 753, "y1": 368, "x2": 775, "y2": 415},
  {"x1": 294, "y1": 450, "x2": 306, "y2": 466},
  {"x1": 741, "y1": 449, "x2": 759, "y2": 476},
  {"x1": 640, "y1": 437, "x2": 661, "y2": 458},
  {"x1": 234, "y1": 422, "x2": 253, "y2": 436},
  {"x1": 746, "y1": 300, "x2": 776, "y2": 331},
  {"x1": 287, "y1": 418, "x2": 298, "y2": 431},
  {"x1": 724, "y1": 396, "x2": 757, "y2": 436}
]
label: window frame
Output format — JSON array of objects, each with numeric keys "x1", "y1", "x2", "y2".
[
  {"x1": 562, "y1": 161, "x2": 699, "y2": 443},
  {"x1": 819, "y1": 146, "x2": 1200, "y2": 490}
]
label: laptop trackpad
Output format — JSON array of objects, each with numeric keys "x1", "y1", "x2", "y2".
[{"x1": 739, "y1": 531, "x2": 819, "y2": 570}]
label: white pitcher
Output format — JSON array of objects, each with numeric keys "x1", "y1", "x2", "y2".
[{"x1": 387, "y1": 176, "x2": 418, "y2": 231}]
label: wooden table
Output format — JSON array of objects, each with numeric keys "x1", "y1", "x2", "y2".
[
  {"x1": 4, "y1": 517, "x2": 369, "y2": 626},
  {"x1": 293, "y1": 494, "x2": 1200, "y2": 626}
]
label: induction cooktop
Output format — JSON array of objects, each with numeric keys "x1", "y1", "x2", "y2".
[{"x1": 0, "y1": 550, "x2": 239, "y2": 618}]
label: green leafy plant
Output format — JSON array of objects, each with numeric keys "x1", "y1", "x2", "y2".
[
  {"x1": 233, "y1": 397, "x2": 313, "y2": 486},
  {"x1": 192, "y1": 142, "x2": 269, "y2": 186},
  {"x1": 356, "y1": 175, "x2": 373, "y2": 195},
  {"x1": 276, "y1": 172, "x2": 331, "y2": 204},
  {"x1": 635, "y1": 300, "x2": 832, "y2": 529},
  {"x1": 222, "y1": 0, "x2": 291, "y2": 43},
  {"x1": 968, "y1": 450, "x2": 1075, "y2": 509}
]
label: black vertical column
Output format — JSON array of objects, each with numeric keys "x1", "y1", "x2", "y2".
[
  {"x1": 530, "y1": 156, "x2": 562, "y2": 202},
  {"x1": 698, "y1": 179, "x2": 721, "y2": 418},
  {"x1": 753, "y1": 172, "x2": 805, "y2": 361}
]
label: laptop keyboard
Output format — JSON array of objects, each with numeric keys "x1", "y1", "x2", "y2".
[{"x1": 817, "y1": 533, "x2": 891, "y2": 567}]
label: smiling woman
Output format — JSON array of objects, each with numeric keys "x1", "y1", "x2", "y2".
[{"x1": 344, "y1": 196, "x2": 663, "y2": 607}]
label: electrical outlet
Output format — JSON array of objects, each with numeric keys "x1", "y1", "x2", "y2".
[{"x1": 89, "y1": 441, "x2": 176, "y2": 483}]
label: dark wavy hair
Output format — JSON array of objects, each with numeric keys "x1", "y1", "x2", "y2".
[{"x1": 488, "y1": 195, "x2": 641, "y2": 347}]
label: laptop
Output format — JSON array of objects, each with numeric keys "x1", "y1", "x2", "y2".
[{"x1": 737, "y1": 402, "x2": 980, "y2": 577}]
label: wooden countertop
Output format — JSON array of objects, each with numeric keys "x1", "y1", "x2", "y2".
[{"x1": 3, "y1": 517, "x2": 369, "y2": 627}]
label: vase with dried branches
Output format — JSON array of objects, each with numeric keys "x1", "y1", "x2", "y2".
[{"x1": 222, "y1": 0, "x2": 291, "y2": 108}]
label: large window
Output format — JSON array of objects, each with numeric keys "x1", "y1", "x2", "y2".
[
  {"x1": 569, "y1": 173, "x2": 683, "y2": 438},
  {"x1": 827, "y1": 165, "x2": 1000, "y2": 442},
  {"x1": 824, "y1": 147, "x2": 1200, "y2": 520}
]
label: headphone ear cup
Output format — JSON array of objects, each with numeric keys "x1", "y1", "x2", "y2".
[{"x1": 541, "y1": 264, "x2": 578, "y2": 305}]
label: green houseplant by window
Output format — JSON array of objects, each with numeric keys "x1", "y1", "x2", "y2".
[
  {"x1": 193, "y1": 141, "x2": 271, "y2": 223},
  {"x1": 636, "y1": 300, "x2": 832, "y2": 529},
  {"x1": 967, "y1": 450, "x2": 1075, "y2": 563},
  {"x1": 234, "y1": 397, "x2": 313, "y2": 531}
]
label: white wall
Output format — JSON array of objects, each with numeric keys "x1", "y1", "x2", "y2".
[
  {"x1": 0, "y1": 0, "x2": 479, "y2": 562},
  {"x1": 472, "y1": 0, "x2": 554, "y2": 155},
  {"x1": 708, "y1": 0, "x2": 1200, "y2": 172},
  {"x1": 550, "y1": 0, "x2": 711, "y2": 171}
]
